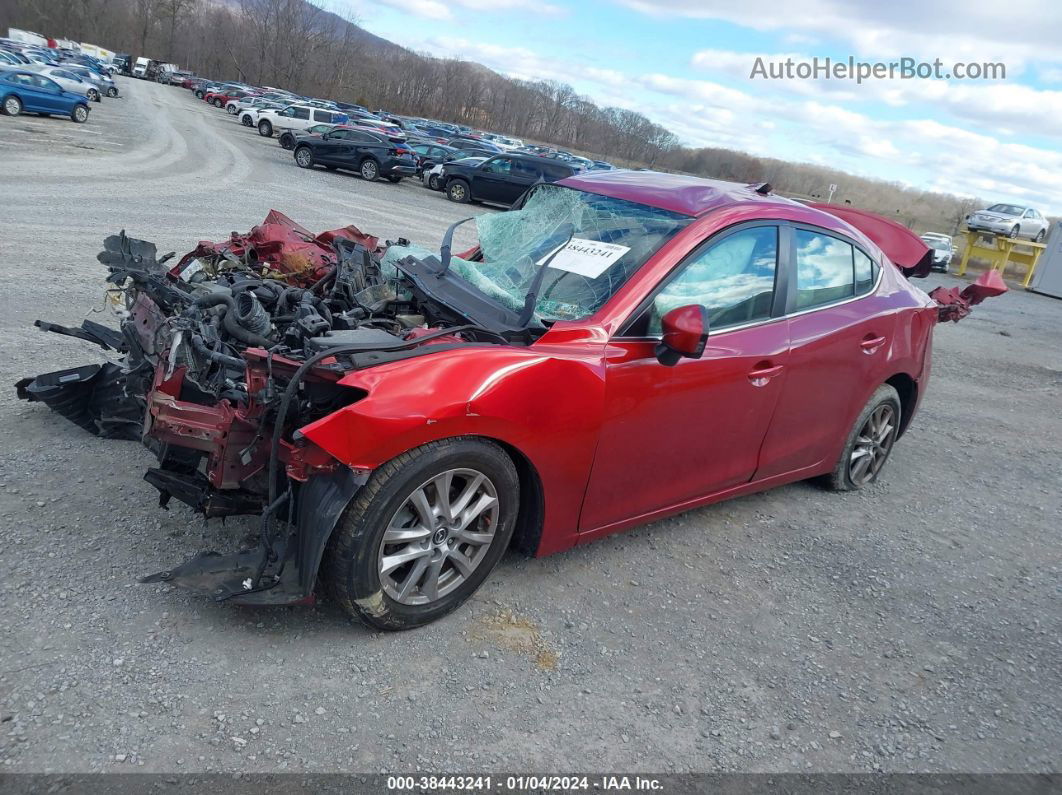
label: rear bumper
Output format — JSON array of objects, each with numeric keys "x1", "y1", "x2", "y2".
[{"x1": 381, "y1": 162, "x2": 417, "y2": 177}]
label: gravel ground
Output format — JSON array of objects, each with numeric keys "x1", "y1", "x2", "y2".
[{"x1": 1, "y1": 78, "x2": 1060, "y2": 775}]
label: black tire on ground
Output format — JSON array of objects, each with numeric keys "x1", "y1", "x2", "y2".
[
  {"x1": 71, "y1": 104, "x2": 89, "y2": 124},
  {"x1": 359, "y1": 158, "x2": 380, "y2": 181},
  {"x1": 387, "y1": 174, "x2": 402, "y2": 183},
  {"x1": 825, "y1": 384, "x2": 902, "y2": 492},
  {"x1": 258, "y1": 119, "x2": 273, "y2": 137},
  {"x1": 323, "y1": 438, "x2": 519, "y2": 631},
  {"x1": 213, "y1": 98, "x2": 223, "y2": 108},
  {"x1": 279, "y1": 134, "x2": 294, "y2": 150},
  {"x1": 2, "y1": 94, "x2": 22, "y2": 117},
  {"x1": 428, "y1": 173, "x2": 441, "y2": 190},
  {"x1": 107, "y1": 87, "x2": 118, "y2": 98},
  {"x1": 294, "y1": 146, "x2": 314, "y2": 169},
  {"x1": 241, "y1": 114, "x2": 252, "y2": 127},
  {"x1": 89, "y1": 89, "x2": 100, "y2": 102},
  {"x1": 447, "y1": 179, "x2": 471, "y2": 203}
]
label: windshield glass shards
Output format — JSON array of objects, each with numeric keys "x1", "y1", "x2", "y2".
[{"x1": 448, "y1": 185, "x2": 692, "y2": 324}]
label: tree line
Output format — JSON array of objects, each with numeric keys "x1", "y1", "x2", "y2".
[{"x1": 3, "y1": 0, "x2": 1021, "y2": 236}]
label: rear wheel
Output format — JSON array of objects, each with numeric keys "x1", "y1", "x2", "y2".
[
  {"x1": 213, "y1": 98, "x2": 223, "y2": 108},
  {"x1": 427, "y1": 173, "x2": 441, "y2": 190},
  {"x1": 294, "y1": 146, "x2": 314, "y2": 169},
  {"x1": 447, "y1": 179, "x2": 471, "y2": 203},
  {"x1": 71, "y1": 104, "x2": 89, "y2": 123},
  {"x1": 241, "y1": 114, "x2": 252, "y2": 127},
  {"x1": 258, "y1": 119, "x2": 273, "y2": 137},
  {"x1": 359, "y1": 158, "x2": 379, "y2": 181},
  {"x1": 2, "y1": 95, "x2": 22, "y2": 117},
  {"x1": 226, "y1": 104, "x2": 237, "y2": 114},
  {"x1": 387, "y1": 174, "x2": 402, "y2": 183},
  {"x1": 88, "y1": 89, "x2": 100, "y2": 102},
  {"x1": 279, "y1": 133, "x2": 294, "y2": 150},
  {"x1": 826, "y1": 384, "x2": 901, "y2": 491},
  {"x1": 107, "y1": 86, "x2": 118, "y2": 98},
  {"x1": 323, "y1": 438, "x2": 519, "y2": 631}
]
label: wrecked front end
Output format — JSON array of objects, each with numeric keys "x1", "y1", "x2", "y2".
[{"x1": 16, "y1": 210, "x2": 509, "y2": 606}]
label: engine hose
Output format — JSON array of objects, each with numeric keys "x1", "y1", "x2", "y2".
[
  {"x1": 234, "y1": 291, "x2": 271, "y2": 336},
  {"x1": 188, "y1": 292, "x2": 273, "y2": 348},
  {"x1": 189, "y1": 334, "x2": 246, "y2": 370}
]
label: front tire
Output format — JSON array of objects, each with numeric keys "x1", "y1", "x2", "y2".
[
  {"x1": 826, "y1": 384, "x2": 901, "y2": 491},
  {"x1": 427, "y1": 173, "x2": 441, "y2": 190},
  {"x1": 71, "y1": 105, "x2": 89, "y2": 124},
  {"x1": 107, "y1": 87, "x2": 118, "y2": 98},
  {"x1": 213, "y1": 98, "x2": 223, "y2": 108},
  {"x1": 324, "y1": 438, "x2": 519, "y2": 631},
  {"x1": 279, "y1": 133, "x2": 294, "y2": 150},
  {"x1": 1035, "y1": 229, "x2": 1046, "y2": 243},
  {"x1": 258, "y1": 119, "x2": 273, "y2": 137},
  {"x1": 447, "y1": 179, "x2": 470, "y2": 203},
  {"x1": 294, "y1": 146, "x2": 314, "y2": 169},
  {"x1": 88, "y1": 89, "x2": 100, "y2": 102},
  {"x1": 2, "y1": 95, "x2": 22, "y2": 117},
  {"x1": 226, "y1": 104, "x2": 237, "y2": 115},
  {"x1": 1009, "y1": 225, "x2": 1020, "y2": 238}
]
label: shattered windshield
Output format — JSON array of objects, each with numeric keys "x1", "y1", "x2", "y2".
[{"x1": 450, "y1": 185, "x2": 692, "y2": 323}]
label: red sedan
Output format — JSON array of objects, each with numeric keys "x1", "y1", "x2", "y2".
[{"x1": 18, "y1": 172, "x2": 1002, "y2": 630}]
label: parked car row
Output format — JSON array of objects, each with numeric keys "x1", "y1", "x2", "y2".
[
  {"x1": 0, "y1": 37, "x2": 118, "y2": 123},
  {"x1": 169, "y1": 72, "x2": 617, "y2": 200}
]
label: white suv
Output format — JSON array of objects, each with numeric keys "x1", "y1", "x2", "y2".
[{"x1": 256, "y1": 104, "x2": 349, "y2": 137}]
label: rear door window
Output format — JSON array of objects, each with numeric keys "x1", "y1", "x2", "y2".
[{"x1": 794, "y1": 229, "x2": 856, "y2": 309}]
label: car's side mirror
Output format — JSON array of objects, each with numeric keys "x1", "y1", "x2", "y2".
[{"x1": 655, "y1": 305, "x2": 709, "y2": 366}]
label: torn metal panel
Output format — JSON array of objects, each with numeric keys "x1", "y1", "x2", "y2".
[{"x1": 929, "y1": 269, "x2": 1008, "y2": 323}]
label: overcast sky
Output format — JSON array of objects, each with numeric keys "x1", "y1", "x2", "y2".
[{"x1": 333, "y1": 0, "x2": 1062, "y2": 214}]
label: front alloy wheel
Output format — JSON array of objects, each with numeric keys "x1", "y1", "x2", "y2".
[
  {"x1": 447, "y1": 180, "x2": 470, "y2": 203},
  {"x1": 428, "y1": 173, "x2": 441, "y2": 190},
  {"x1": 378, "y1": 468, "x2": 499, "y2": 605},
  {"x1": 71, "y1": 105, "x2": 88, "y2": 123},
  {"x1": 324, "y1": 438, "x2": 519, "y2": 630},
  {"x1": 107, "y1": 87, "x2": 118, "y2": 98}
]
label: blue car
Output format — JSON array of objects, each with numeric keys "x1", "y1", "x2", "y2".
[{"x1": 0, "y1": 69, "x2": 90, "y2": 122}]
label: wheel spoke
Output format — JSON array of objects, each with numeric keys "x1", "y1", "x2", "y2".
[
  {"x1": 421, "y1": 557, "x2": 445, "y2": 601},
  {"x1": 457, "y1": 492, "x2": 498, "y2": 531},
  {"x1": 449, "y1": 473, "x2": 485, "y2": 517},
  {"x1": 396, "y1": 556, "x2": 430, "y2": 601},
  {"x1": 850, "y1": 450, "x2": 873, "y2": 482},
  {"x1": 454, "y1": 528, "x2": 493, "y2": 546},
  {"x1": 408, "y1": 487, "x2": 436, "y2": 530},
  {"x1": 448, "y1": 549, "x2": 475, "y2": 577},
  {"x1": 433, "y1": 471, "x2": 455, "y2": 522},
  {"x1": 383, "y1": 525, "x2": 431, "y2": 544},
  {"x1": 380, "y1": 545, "x2": 431, "y2": 575}
]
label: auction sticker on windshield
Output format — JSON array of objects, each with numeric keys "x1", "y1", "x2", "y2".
[{"x1": 542, "y1": 238, "x2": 630, "y2": 279}]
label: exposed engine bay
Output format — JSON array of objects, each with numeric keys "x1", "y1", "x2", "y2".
[{"x1": 15, "y1": 211, "x2": 519, "y2": 604}]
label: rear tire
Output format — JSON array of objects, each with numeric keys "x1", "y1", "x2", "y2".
[
  {"x1": 323, "y1": 438, "x2": 519, "y2": 631},
  {"x1": 359, "y1": 158, "x2": 379, "y2": 181},
  {"x1": 88, "y1": 89, "x2": 100, "y2": 102},
  {"x1": 107, "y1": 87, "x2": 118, "y2": 98},
  {"x1": 226, "y1": 104, "x2": 237, "y2": 115},
  {"x1": 2, "y1": 95, "x2": 22, "y2": 117},
  {"x1": 258, "y1": 119, "x2": 273, "y2": 137},
  {"x1": 213, "y1": 98, "x2": 223, "y2": 108},
  {"x1": 427, "y1": 173, "x2": 441, "y2": 190},
  {"x1": 279, "y1": 133, "x2": 294, "y2": 150},
  {"x1": 71, "y1": 105, "x2": 89, "y2": 124},
  {"x1": 387, "y1": 174, "x2": 402, "y2": 183},
  {"x1": 241, "y1": 114, "x2": 253, "y2": 127},
  {"x1": 825, "y1": 384, "x2": 901, "y2": 491}
]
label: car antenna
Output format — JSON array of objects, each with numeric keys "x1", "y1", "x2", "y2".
[
  {"x1": 517, "y1": 223, "x2": 575, "y2": 328},
  {"x1": 437, "y1": 216, "x2": 476, "y2": 278},
  {"x1": 753, "y1": 182, "x2": 772, "y2": 195}
]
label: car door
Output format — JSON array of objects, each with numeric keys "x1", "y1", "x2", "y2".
[
  {"x1": 1021, "y1": 209, "x2": 1037, "y2": 237},
  {"x1": 754, "y1": 225, "x2": 891, "y2": 480},
  {"x1": 473, "y1": 156, "x2": 514, "y2": 202},
  {"x1": 580, "y1": 223, "x2": 790, "y2": 531},
  {"x1": 31, "y1": 74, "x2": 64, "y2": 112},
  {"x1": 312, "y1": 129, "x2": 348, "y2": 165},
  {"x1": 502, "y1": 159, "x2": 541, "y2": 204}
]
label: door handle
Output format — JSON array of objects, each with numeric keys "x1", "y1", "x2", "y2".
[
  {"x1": 861, "y1": 335, "x2": 887, "y2": 354},
  {"x1": 748, "y1": 363, "x2": 784, "y2": 386}
]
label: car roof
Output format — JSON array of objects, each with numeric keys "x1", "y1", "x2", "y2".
[{"x1": 556, "y1": 169, "x2": 801, "y2": 218}]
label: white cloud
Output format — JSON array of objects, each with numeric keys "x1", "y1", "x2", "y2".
[{"x1": 617, "y1": 0, "x2": 1062, "y2": 67}]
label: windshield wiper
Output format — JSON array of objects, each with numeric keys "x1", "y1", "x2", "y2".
[
  {"x1": 516, "y1": 223, "x2": 574, "y2": 328},
  {"x1": 436, "y1": 216, "x2": 476, "y2": 279}
]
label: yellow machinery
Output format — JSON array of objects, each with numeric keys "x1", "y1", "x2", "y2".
[{"x1": 954, "y1": 230, "x2": 1046, "y2": 288}]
